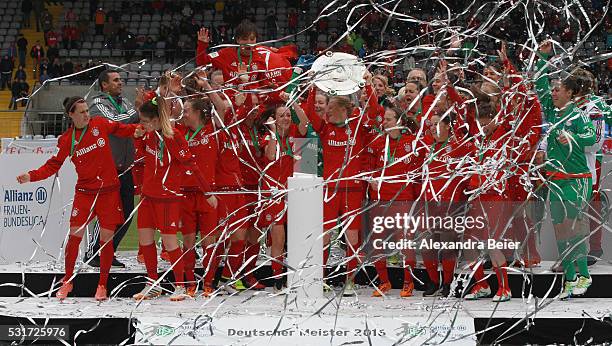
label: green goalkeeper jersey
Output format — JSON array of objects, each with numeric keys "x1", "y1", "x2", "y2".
[{"x1": 546, "y1": 101, "x2": 597, "y2": 175}]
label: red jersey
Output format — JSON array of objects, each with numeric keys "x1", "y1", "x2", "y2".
[
  {"x1": 261, "y1": 125, "x2": 302, "y2": 188},
  {"x1": 370, "y1": 133, "x2": 429, "y2": 201},
  {"x1": 138, "y1": 128, "x2": 211, "y2": 200},
  {"x1": 304, "y1": 92, "x2": 366, "y2": 189},
  {"x1": 361, "y1": 84, "x2": 386, "y2": 171},
  {"x1": 424, "y1": 136, "x2": 475, "y2": 202},
  {"x1": 237, "y1": 123, "x2": 266, "y2": 188},
  {"x1": 28, "y1": 117, "x2": 137, "y2": 193},
  {"x1": 196, "y1": 43, "x2": 294, "y2": 86},
  {"x1": 178, "y1": 123, "x2": 218, "y2": 191}
]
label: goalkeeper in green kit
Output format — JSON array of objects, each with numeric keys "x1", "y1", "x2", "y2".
[{"x1": 535, "y1": 41, "x2": 597, "y2": 299}]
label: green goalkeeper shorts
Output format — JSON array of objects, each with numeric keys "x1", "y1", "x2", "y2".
[{"x1": 548, "y1": 177, "x2": 592, "y2": 225}]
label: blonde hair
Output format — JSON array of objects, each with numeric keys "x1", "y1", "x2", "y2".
[
  {"x1": 372, "y1": 75, "x2": 395, "y2": 96},
  {"x1": 139, "y1": 97, "x2": 174, "y2": 138}
]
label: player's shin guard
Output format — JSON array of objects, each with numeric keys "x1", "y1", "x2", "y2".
[
  {"x1": 423, "y1": 259, "x2": 439, "y2": 285},
  {"x1": 140, "y1": 243, "x2": 159, "y2": 281},
  {"x1": 493, "y1": 263, "x2": 509, "y2": 291},
  {"x1": 183, "y1": 248, "x2": 196, "y2": 286},
  {"x1": 442, "y1": 258, "x2": 456, "y2": 285},
  {"x1": 225, "y1": 240, "x2": 246, "y2": 278},
  {"x1": 167, "y1": 248, "x2": 185, "y2": 286},
  {"x1": 64, "y1": 235, "x2": 82, "y2": 282},
  {"x1": 98, "y1": 241, "x2": 113, "y2": 287},
  {"x1": 271, "y1": 255, "x2": 284, "y2": 277},
  {"x1": 242, "y1": 243, "x2": 260, "y2": 280},
  {"x1": 374, "y1": 258, "x2": 389, "y2": 283},
  {"x1": 403, "y1": 260, "x2": 416, "y2": 285}
]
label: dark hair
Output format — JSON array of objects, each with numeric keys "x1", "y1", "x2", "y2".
[
  {"x1": 235, "y1": 20, "x2": 258, "y2": 40},
  {"x1": 564, "y1": 68, "x2": 592, "y2": 96},
  {"x1": 186, "y1": 98, "x2": 212, "y2": 123},
  {"x1": 385, "y1": 106, "x2": 418, "y2": 133},
  {"x1": 98, "y1": 69, "x2": 120, "y2": 90},
  {"x1": 63, "y1": 96, "x2": 85, "y2": 114}
]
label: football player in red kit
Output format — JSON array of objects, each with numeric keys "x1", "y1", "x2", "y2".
[
  {"x1": 196, "y1": 20, "x2": 296, "y2": 102},
  {"x1": 369, "y1": 107, "x2": 428, "y2": 298},
  {"x1": 133, "y1": 97, "x2": 217, "y2": 301},
  {"x1": 17, "y1": 96, "x2": 143, "y2": 301},
  {"x1": 256, "y1": 98, "x2": 309, "y2": 292},
  {"x1": 304, "y1": 86, "x2": 367, "y2": 296},
  {"x1": 421, "y1": 112, "x2": 475, "y2": 297},
  {"x1": 177, "y1": 97, "x2": 221, "y2": 298}
]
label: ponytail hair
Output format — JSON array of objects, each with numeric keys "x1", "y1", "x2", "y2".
[
  {"x1": 139, "y1": 97, "x2": 174, "y2": 138},
  {"x1": 63, "y1": 96, "x2": 85, "y2": 114}
]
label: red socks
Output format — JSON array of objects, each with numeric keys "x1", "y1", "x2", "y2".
[
  {"x1": 98, "y1": 240, "x2": 114, "y2": 287},
  {"x1": 183, "y1": 248, "x2": 196, "y2": 286},
  {"x1": 63, "y1": 235, "x2": 82, "y2": 282},
  {"x1": 374, "y1": 258, "x2": 389, "y2": 283},
  {"x1": 242, "y1": 243, "x2": 260, "y2": 280},
  {"x1": 404, "y1": 260, "x2": 416, "y2": 285},
  {"x1": 471, "y1": 262, "x2": 487, "y2": 287},
  {"x1": 493, "y1": 263, "x2": 509, "y2": 291},
  {"x1": 225, "y1": 240, "x2": 246, "y2": 278},
  {"x1": 203, "y1": 245, "x2": 222, "y2": 286},
  {"x1": 271, "y1": 255, "x2": 284, "y2": 277},
  {"x1": 423, "y1": 259, "x2": 439, "y2": 285},
  {"x1": 441, "y1": 258, "x2": 456, "y2": 285},
  {"x1": 167, "y1": 247, "x2": 185, "y2": 286},
  {"x1": 140, "y1": 243, "x2": 159, "y2": 280}
]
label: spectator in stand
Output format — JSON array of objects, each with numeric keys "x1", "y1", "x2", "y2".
[
  {"x1": 14, "y1": 65, "x2": 27, "y2": 82},
  {"x1": 40, "y1": 68, "x2": 49, "y2": 83},
  {"x1": 41, "y1": 9, "x2": 53, "y2": 36},
  {"x1": 103, "y1": 17, "x2": 119, "y2": 47},
  {"x1": 33, "y1": 0, "x2": 44, "y2": 32},
  {"x1": 182, "y1": 3, "x2": 193, "y2": 18},
  {"x1": 16, "y1": 35, "x2": 28, "y2": 68},
  {"x1": 46, "y1": 30, "x2": 58, "y2": 48},
  {"x1": 48, "y1": 57, "x2": 62, "y2": 78},
  {"x1": 39, "y1": 58, "x2": 48, "y2": 78},
  {"x1": 47, "y1": 43, "x2": 59, "y2": 65},
  {"x1": 95, "y1": 8, "x2": 106, "y2": 36},
  {"x1": 122, "y1": 32, "x2": 137, "y2": 63},
  {"x1": 8, "y1": 41, "x2": 17, "y2": 66},
  {"x1": 63, "y1": 59, "x2": 74, "y2": 77},
  {"x1": 22, "y1": 0, "x2": 33, "y2": 28},
  {"x1": 0, "y1": 56, "x2": 13, "y2": 90},
  {"x1": 142, "y1": 36, "x2": 155, "y2": 60},
  {"x1": 63, "y1": 25, "x2": 80, "y2": 49},
  {"x1": 18, "y1": 78, "x2": 29, "y2": 107},
  {"x1": 9, "y1": 78, "x2": 21, "y2": 109},
  {"x1": 78, "y1": 14, "x2": 89, "y2": 41},
  {"x1": 64, "y1": 7, "x2": 77, "y2": 24},
  {"x1": 30, "y1": 41, "x2": 45, "y2": 75}
]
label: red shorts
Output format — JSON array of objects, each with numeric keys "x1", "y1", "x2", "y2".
[
  {"x1": 324, "y1": 186, "x2": 363, "y2": 230},
  {"x1": 137, "y1": 197, "x2": 181, "y2": 234},
  {"x1": 132, "y1": 164, "x2": 144, "y2": 196},
  {"x1": 256, "y1": 195, "x2": 287, "y2": 227},
  {"x1": 466, "y1": 194, "x2": 511, "y2": 241},
  {"x1": 180, "y1": 191, "x2": 218, "y2": 237},
  {"x1": 70, "y1": 191, "x2": 123, "y2": 230},
  {"x1": 217, "y1": 192, "x2": 249, "y2": 230}
]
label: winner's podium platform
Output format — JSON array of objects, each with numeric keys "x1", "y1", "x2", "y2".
[{"x1": 1, "y1": 255, "x2": 612, "y2": 344}]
